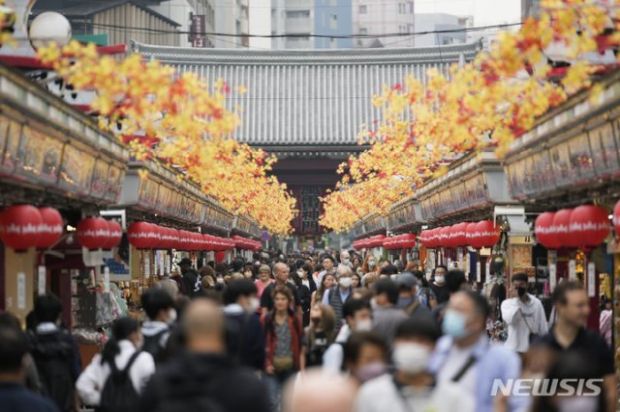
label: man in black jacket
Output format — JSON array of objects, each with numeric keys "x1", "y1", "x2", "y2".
[
  {"x1": 223, "y1": 279, "x2": 265, "y2": 371},
  {"x1": 140, "y1": 299, "x2": 270, "y2": 412},
  {"x1": 179, "y1": 258, "x2": 202, "y2": 297}
]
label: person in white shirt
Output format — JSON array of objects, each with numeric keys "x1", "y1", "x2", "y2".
[
  {"x1": 323, "y1": 298, "x2": 373, "y2": 374},
  {"x1": 501, "y1": 273, "x2": 548, "y2": 354},
  {"x1": 76, "y1": 317, "x2": 155, "y2": 407},
  {"x1": 356, "y1": 317, "x2": 474, "y2": 412}
]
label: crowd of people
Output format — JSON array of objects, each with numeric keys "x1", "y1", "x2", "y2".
[{"x1": 0, "y1": 249, "x2": 616, "y2": 412}]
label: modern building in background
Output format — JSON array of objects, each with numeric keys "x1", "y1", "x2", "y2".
[
  {"x1": 352, "y1": 0, "x2": 415, "y2": 48},
  {"x1": 414, "y1": 14, "x2": 470, "y2": 47},
  {"x1": 270, "y1": 0, "x2": 352, "y2": 49},
  {"x1": 521, "y1": 0, "x2": 540, "y2": 18},
  {"x1": 249, "y1": 0, "x2": 272, "y2": 49}
]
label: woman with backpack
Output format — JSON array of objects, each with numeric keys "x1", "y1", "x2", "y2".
[{"x1": 76, "y1": 317, "x2": 155, "y2": 412}]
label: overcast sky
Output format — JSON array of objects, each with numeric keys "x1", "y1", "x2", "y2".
[{"x1": 415, "y1": 0, "x2": 522, "y2": 26}]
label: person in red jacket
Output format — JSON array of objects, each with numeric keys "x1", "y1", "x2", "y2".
[{"x1": 262, "y1": 285, "x2": 302, "y2": 409}]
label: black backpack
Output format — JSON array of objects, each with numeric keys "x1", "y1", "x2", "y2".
[
  {"x1": 29, "y1": 330, "x2": 76, "y2": 412},
  {"x1": 97, "y1": 350, "x2": 142, "y2": 412},
  {"x1": 142, "y1": 329, "x2": 168, "y2": 363}
]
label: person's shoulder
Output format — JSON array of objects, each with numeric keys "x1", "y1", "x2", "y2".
[
  {"x1": 580, "y1": 328, "x2": 611, "y2": 347},
  {"x1": 358, "y1": 373, "x2": 394, "y2": 397},
  {"x1": 5, "y1": 387, "x2": 60, "y2": 412},
  {"x1": 433, "y1": 381, "x2": 475, "y2": 411}
]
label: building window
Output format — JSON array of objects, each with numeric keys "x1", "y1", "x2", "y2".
[
  {"x1": 359, "y1": 4, "x2": 367, "y2": 14},
  {"x1": 330, "y1": 14, "x2": 338, "y2": 29},
  {"x1": 398, "y1": 3, "x2": 406, "y2": 14},
  {"x1": 408, "y1": 24, "x2": 414, "y2": 33},
  {"x1": 359, "y1": 27, "x2": 368, "y2": 35},
  {"x1": 399, "y1": 24, "x2": 407, "y2": 33},
  {"x1": 286, "y1": 10, "x2": 310, "y2": 18},
  {"x1": 408, "y1": 1, "x2": 414, "y2": 13}
]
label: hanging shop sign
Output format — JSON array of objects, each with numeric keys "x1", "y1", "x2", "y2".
[
  {"x1": 233, "y1": 215, "x2": 261, "y2": 239},
  {"x1": 418, "y1": 151, "x2": 513, "y2": 223},
  {"x1": 505, "y1": 74, "x2": 620, "y2": 200},
  {"x1": 0, "y1": 66, "x2": 128, "y2": 204},
  {"x1": 386, "y1": 198, "x2": 422, "y2": 231}
]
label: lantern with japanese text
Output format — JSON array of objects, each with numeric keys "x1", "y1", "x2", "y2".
[
  {"x1": 568, "y1": 205, "x2": 610, "y2": 249},
  {"x1": 0, "y1": 205, "x2": 43, "y2": 251},
  {"x1": 102, "y1": 220, "x2": 123, "y2": 250},
  {"x1": 35, "y1": 207, "x2": 63, "y2": 249},
  {"x1": 552, "y1": 209, "x2": 574, "y2": 248},
  {"x1": 77, "y1": 217, "x2": 110, "y2": 250},
  {"x1": 534, "y1": 212, "x2": 560, "y2": 249},
  {"x1": 127, "y1": 221, "x2": 157, "y2": 249}
]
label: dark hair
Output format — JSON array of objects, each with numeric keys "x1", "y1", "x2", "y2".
[
  {"x1": 411, "y1": 270, "x2": 429, "y2": 288},
  {"x1": 302, "y1": 263, "x2": 314, "y2": 274},
  {"x1": 511, "y1": 273, "x2": 529, "y2": 283},
  {"x1": 460, "y1": 290, "x2": 491, "y2": 320},
  {"x1": 231, "y1": 257, "x2": 245, "y2": 273},
  {"x1": 395, "y1": 317, "x2": 441, "y2": 342},
  {"x1": 0, "y1": 312, "x2": 22, "y2": 330},
  {"x1": 374, "y1": 278, "x2": 399, "y2": 305},
  {"x1": 34, "y1": 294, "x2": 62, "y2": 323},
  {"x1": 343, "y1": 298, "x2": 371, "y2": 319},
  {"x1": 0, "y1": 323, "x2": 27, "y2": 373},
  {"x1": 141, "y1": 287, "x2": 175, "y2": 320},
  {"x1": 321, "y1": 254, "x2": 335, "y2": 264},
  {"x1": 223, "y1": 279, "x2": 257, "y2": 305},
  {"x1": 215, "y1": 263, "x2": 229, "y2": 276},
  {"x1": 446, "y1": 270, "x2": 466, "y2": 294},
  {"x1": 432, "y1": 265, "x2": 448, "y2": 274},
  {"x1": 552, "y1": 280, "x2": 584, "y2": 305},
  {"x1": 101, "y1": 317, "x2": 140, "y2": 365},
  {"x1": 343, "y1": 331, "x2": 388, "y2": 367},
  {"x1": 379, "y1": 264, "x2": 398, "y2": 276}
]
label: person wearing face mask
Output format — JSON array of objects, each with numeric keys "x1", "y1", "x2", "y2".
[
  {"x1": 428, "y1": 290, "x2": 526, "y2": 412},
  {"x1": 343, "y1": 332, "x2": 389, "y2": 385},
  {"x1": 322, "y1": 265, "x2": 355, "y2": 326},
  {"x1": 362, "y1": 255, "x2": 378, "y2": 275},
  {"x1": 222, "y1": 279, "x2": 266, "y2": 371},
  {"x1": 395, "y1": 272, "x2": 433, "y2": 321},
  {"x1": 141, "y1": 288, "x2": 177, "y2": 364},
  {"x1": 292, "y1": 263, "x2": 315, "y2": 327},
  {"x1": 355, "y1": 318, "x2": 474, "y2": 412},
  {"x1": 317, "y1": 255, "x2": 337, "y2": 285},
  {"x1": 340, "y1": 250, "x2": 353, "y2": 268},
  {"x1": 76, "y1": 317, "x2": 155, "y2": 410},
  {"x1": 323, "y1": 299, "x2": 373, "y2": 374},
  {"x1": 500, "y1": 273, "x2": 547, "y2": 355},
  {"x1": 430, "y1": 265, "x2": 450, "y2": 305},
  {"x1": 371, "y1": 279, "x2": 407, "y2": 347}
]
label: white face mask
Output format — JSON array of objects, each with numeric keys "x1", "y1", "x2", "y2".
[
  {"x1": 248, "y1": 297, "x2": 260, "y2": 313},
  {"x1": 434, "y1": 275, "x2": 445, "y2": 284},
  {"x1": 355, "y1": 318, "x2": 373, "y2": 332},
  {"x1": 557, "y1": 397, "x2": 599, "y2": 412},
  {"x1": 393, "y1": 343, "x2": 432, "y2": 375},
  {"x1": 339, "y1": 277, "x2": 353, "y2": 288},
  {"x1": 167, "y1": 308, "x2": 177, "y2": 324}
]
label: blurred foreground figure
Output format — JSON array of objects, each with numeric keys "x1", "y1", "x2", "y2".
[
  {"x1": 283, "y1": 369, "x2": 356, "y2": 412},
  {"x1": 140, "y1": 299, "x2": 270, "y2": 412},
  {"x1": 0, "y1": 322, "x2": 59, "y2": 412}
]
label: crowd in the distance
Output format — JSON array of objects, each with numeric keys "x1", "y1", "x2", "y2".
[{"x1": 0, "y1": 249, "x2": 616, "y2": 412}]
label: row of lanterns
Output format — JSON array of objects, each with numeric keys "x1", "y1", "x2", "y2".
[
  {"x1": 0, "y1": 205, "x2": 257, "y2": 253},
  {"x1": 418, "y1": 220, "x2": 501, "y2": 249},
  {"x1": 534, "y1": 204, "x2": 612, "y2": 250},
  {"x1": 126, "y1": 222, "x2": 235, "y2": 251},
  {"x1": 352, "y1": 234, "x2": 386, "y2": 250},
  {"x1": 382, "y1": 233, "x2": 417, "y2": 250}
]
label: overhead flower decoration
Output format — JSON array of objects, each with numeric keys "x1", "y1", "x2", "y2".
[
  {"x1": 38, "y1": 41, "x2": 296, "y2": 234},
  {"x1": 321, "y1": 0, "x2": 618, "y2": 232},
  {"x1": 0, "y1": 0, "x2": 16, "y2": 46}
]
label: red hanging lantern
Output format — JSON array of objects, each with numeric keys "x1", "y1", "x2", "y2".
[
  {"x1": 0, "y1": 205, "x2": 43, "y2": 251},
  {"x1": 476, "y1": 220, "x2": 501, "y2": 248},
  {"x1": 552, "y1": 209, "x2": 574, "y2": 248},
  {"x1": 399, "y1": 233, "x2": 416, "y2": 249},
  {"x1": 465, "y1": 222, "x2": 478, "y2": 247},
  {"x1": 438, "y1": 227, "x2": 450, "y2": 248},
  {"x1": 568, "y1": 205, "x2": 610, "y2": 249},
  {"x1": 127, "y1": 221, "x2": 157, "y2": 249},
  {"x1": 36, "y1": 207, "x2": 63, "y2": 250},
  {"x1": 451, "y1": 222, "x2": 468, "y2": 247},
  {"x1": 535, "y1": 212, "x2": 560, "y2": 249},
  {"x1": 426, "y1": 229, "x2": 437, "y2": 248},
  {"x1": 614, "y1": 200, "x2": 620, "y2": 238},
  {"x1": 103, "y1": 220, "x2": 123, "y2": 250},
  {"x1": 77, "y1": 217, "x2": 110, "y2": 250}
]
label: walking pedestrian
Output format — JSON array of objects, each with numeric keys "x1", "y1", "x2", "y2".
[
  {"x1": 430, "y1": 266, "x2": 450, "y2": 305},
  {"x1": 28, "y1": 295, "x2": 81, "y2": 412},
  {"x1": 178, "y1": 258, "x2": 202, "y2": 297},
  {"x1": 322, "y1": 265, "x2": 355, "y2": 326},
  {"x1": 312, "y1": 272, "x2": 336, "y2": 306},
  {"x1": 371, "y1": 279, "x2": 407, "y2": 347},
  {"x1": 76, "y1": 317, "x2": 155, "y2": 411},
  {"x1": 500, "y1": 273, "x2": 548, "y2": 354},
  {"x1": 0, "y1": 322, "x2": 59, "y2": 412},
  {"x1": 140, "y1": 288, "x2": 176, "y2": 363},
  {"x1": 301, "y1": 303, "x2": 336, "y2": 368},
  {"x1": 140, "y1": 299, "x2": 270, "y2": 412},
  {"x1": 395, "y1": 272, "x2": 433, "y2": 320},
  {"x1": 260, "y1": 262, "x2": 301, "y2": 319}
]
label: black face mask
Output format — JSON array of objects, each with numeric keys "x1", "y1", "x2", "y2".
[{"x1": 517, "y1": 286, "x2": 526, "y2": 297}]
